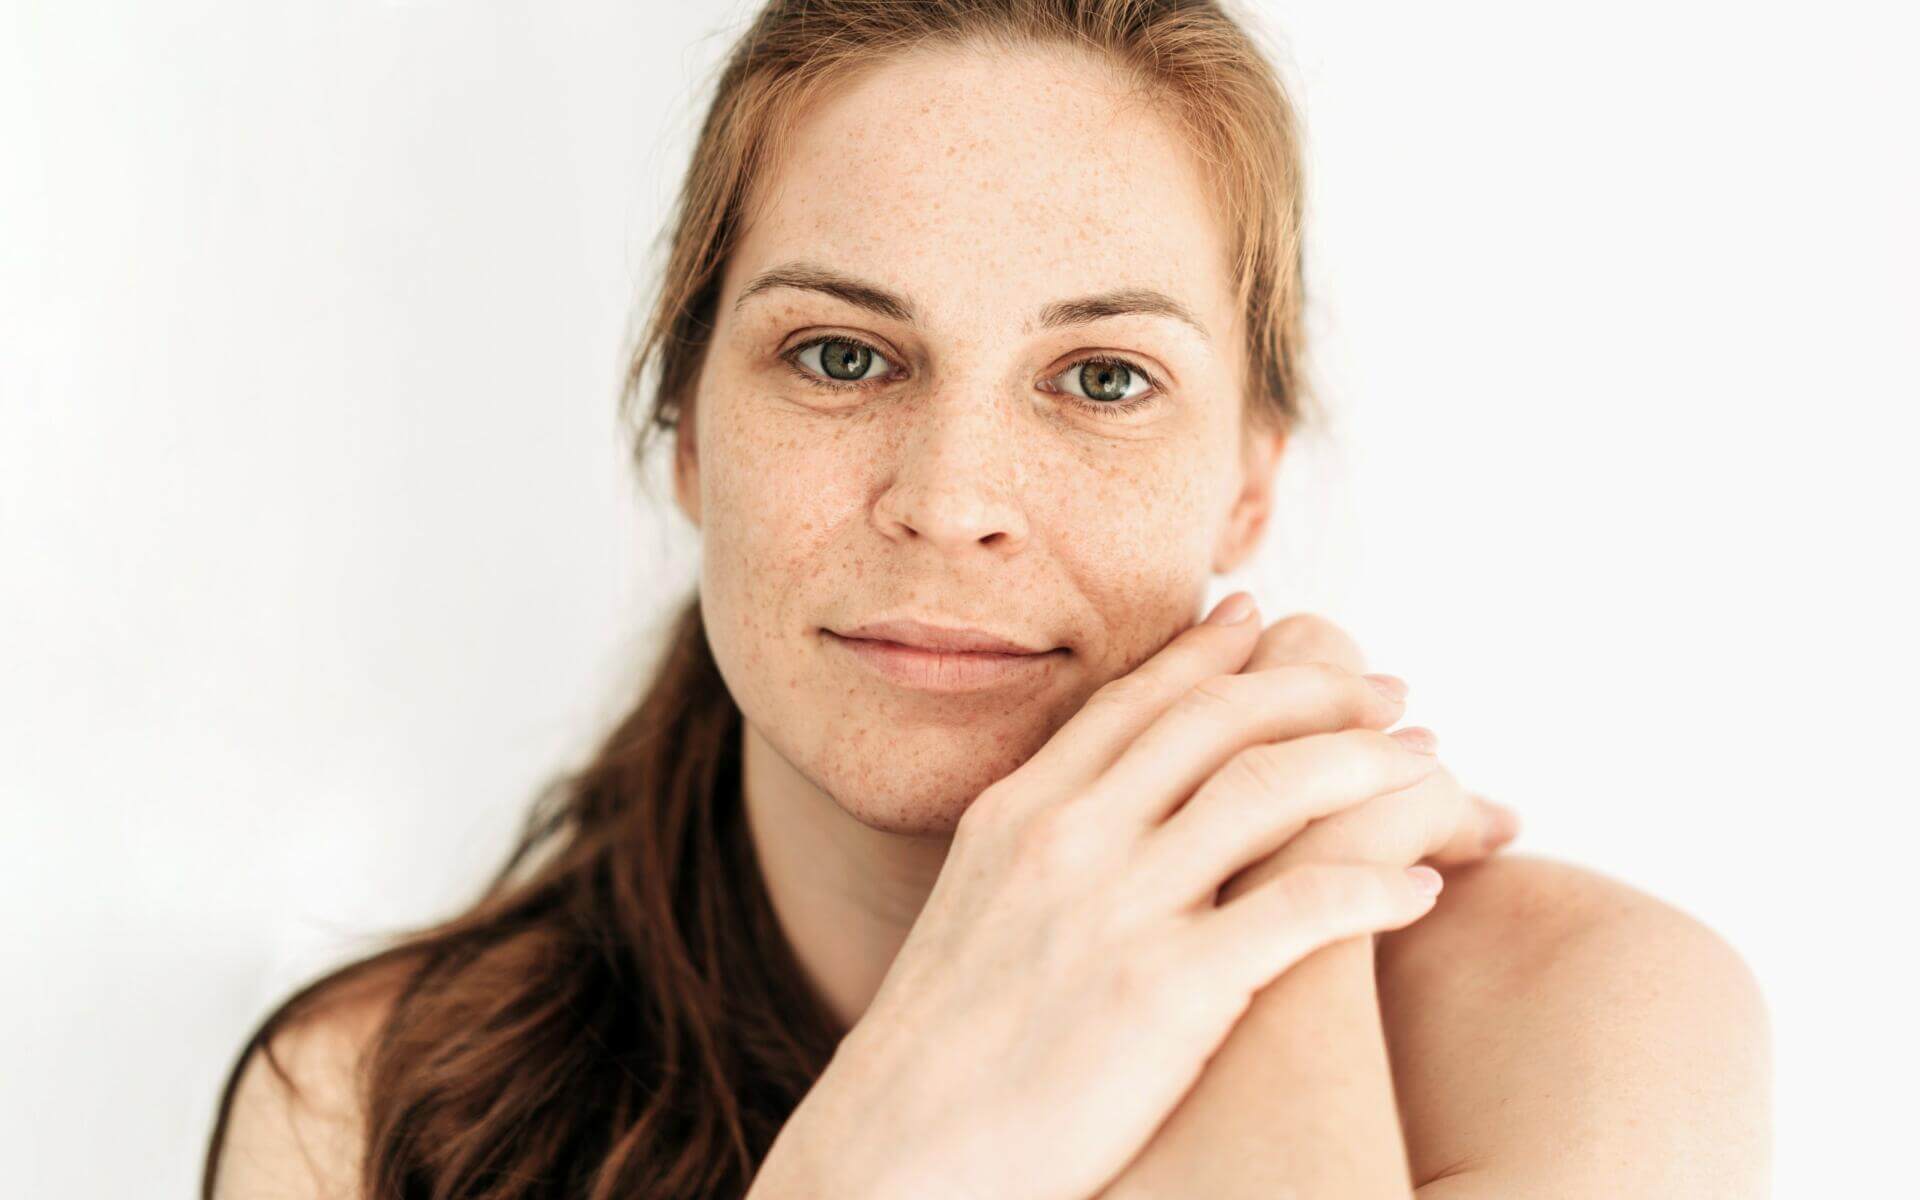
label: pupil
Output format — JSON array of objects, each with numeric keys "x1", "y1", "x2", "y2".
[
  {"x1": 1080, "y1": 361, "x2": 1130, "y2": 403},
  {"x1": 823, "y1": 340, "x2": 871, "y2": 381}
]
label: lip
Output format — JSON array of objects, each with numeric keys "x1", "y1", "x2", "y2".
[
  {"x1": 834, "y1": 618, "x2": 1053, "y2": 655},
  {"x1": 822, "y1": 624, "x2": 1067, "y2": 693}
]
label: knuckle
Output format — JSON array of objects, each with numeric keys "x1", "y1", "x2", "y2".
[
  {"x1": 1349, "y1": 726, "x2": 1407, "y2": 773},
  {"x1": 956, "y1": 779, "x2": 1019, "y2": 837},
  {"x1": 1105, "y1": 946, "x2": 1156, "y2": 1003},
  {"x1": 1267, "y1": 612, "x2": 1338, "y2": 646},
  {"x1": 1286, "y1": 660, "x2": 1357, "y2": 708},
  {"x1": 1008, "y1": 805, "x2": 1096, "y2": 877},
  {"x1": 1223, "y1": 740, "x2": 1294, "y2": 800},
  {"x1": 1185, "y1": 664, "x2": 1365, "y2": 729},
  {"x1": 1284, "y1": 658, "x2": 1350, "y2": 687},
  {"x1": 1106, "y1": 939, "x2": 1184, "y2": 1014},
  {"x1": 1300, "y1": 727, "x2": 1392, "y2": 796},
  {"x1": 950, "y1": 809, "x2": 995, "y2": 858},
  {"x1": 1089, "y1": 669, "x2": 1157, "y2": 714},
  {"x1": 1347, "y1": 724, "x2": 1401, "y2": 755},
  {"x1": 1265, "y1": 613, "x2": 1365, "y2": 668},
  {"x1": 1184, "y1": 671, "x2": 1252, "y2": 713},
  {"x1": 1242, "y1": 660, "x2": 1348, "y2": 707}
]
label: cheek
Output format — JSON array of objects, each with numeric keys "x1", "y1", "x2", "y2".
[
  {"x1": 703, "y1": 403, "x2": 858, "y2": 567},
  {"x1": 1027, "y1": 438, "x2": 1225, "y2": 678},
  {"x1": 694, "y1": 394, "x2": 866, "y2": 666}
]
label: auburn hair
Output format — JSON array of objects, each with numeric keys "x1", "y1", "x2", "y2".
[{"x1": 200, "y1": 2, "x2": 1313, "y2": 1196}]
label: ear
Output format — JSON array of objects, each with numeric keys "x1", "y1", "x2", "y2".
[
  {"x1": 672, "y1": 406, "x2": 700, "y2": 528},
  {"x1": 1211, "y1": 421, "x2": 1287, "y2": 574}
]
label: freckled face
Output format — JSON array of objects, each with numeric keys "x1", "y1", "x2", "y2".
[{"x1": 679, "y1": 41, "x2": 1260, "y2": 834}]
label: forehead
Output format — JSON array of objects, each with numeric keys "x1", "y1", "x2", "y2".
[{"x1": 726, "y1": 40, "x2": 1238, "y2": 342}]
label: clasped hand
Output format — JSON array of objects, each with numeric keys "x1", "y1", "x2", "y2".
[{"x1": 1211, "y1": 604, "x2": 1520, "y2": 905}]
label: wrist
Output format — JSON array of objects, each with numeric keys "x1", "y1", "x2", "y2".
[
  {"x1": 747, "y1": 1031, "x2": 908, "y2": 1200},
  {"x1": 748, "y1": 1096, "x2": 871, "y2": 1200}
]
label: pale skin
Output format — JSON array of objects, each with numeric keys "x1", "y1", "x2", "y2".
[{"x1": 210, "y1": 38, "x2": 1771, "y2": 1199}]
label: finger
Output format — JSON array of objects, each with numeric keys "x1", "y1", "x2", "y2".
[
  {"x1": 1269, "y1": 769, "x2": 1521, "y2": 876},
  {"x1": 1320, "y1": 768, "x2": 1512, "y2": 871},
  {"x1": 1426, "y1": 792, "x2": 1522, "y2": 866},
  {"x1": 1266, "y1": 763, "x2": 1472, "y2": 872},
  {"x1": 1090, "y1": 663, "x2": 1411, "y2": 831},
  {"x1": 1244, "y1": 612, "x2": 1371, "y2": 674},
  {"x1": 1187, "y1": 860, "x2": 1442, "y2": 998},
  {"x1": 1015, "y1": 591, "x2": 1264, "y2": 797},
  {"x1": 1243, "y1": 611, "x2": 1401, "y2": 729},
  {"x1": 1133, "y1": 726, "x2": 1442, "y2": 906}
]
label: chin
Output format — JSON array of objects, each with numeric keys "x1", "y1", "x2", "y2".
[
  {"x1": 829, "y1": 784, "x2": 983, "y2": 837},
  {"x1": 803, "y1": 720, "x2": 1051, "y2": 835}
]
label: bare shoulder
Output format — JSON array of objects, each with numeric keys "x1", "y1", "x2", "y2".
[
  {"x1": 1377, "y1": 849, "x2": 1735, "y2": 975},
  {"x1": 1375, "y1": 851, "x2": 1772, "y2": 1196},
  {"x1": 209, "y1": 969, "x2": 406, "y2": 1200}
]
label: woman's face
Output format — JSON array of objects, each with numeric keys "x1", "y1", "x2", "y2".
[{"x1": 677, "y1": 41, "x2": 1283, "y2": 835}]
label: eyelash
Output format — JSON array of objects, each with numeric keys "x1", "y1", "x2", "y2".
[{"x1": 779, "y1": 335, "x2": 1163, "y2": 419}]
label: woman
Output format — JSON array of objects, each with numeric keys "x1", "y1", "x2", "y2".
[{"x1": 203, "y1": 2, "x2": 1770, "y2": 1197}]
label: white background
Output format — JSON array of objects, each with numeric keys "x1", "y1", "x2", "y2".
[{"x1": 5, "y1": 1, "x2": 1915, "y2": 1194}]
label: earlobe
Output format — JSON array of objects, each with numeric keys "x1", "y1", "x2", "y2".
[
  {"x1": 672, "y1": 423, "x2": 700, "y2": 528},
  {"x1": 1211, "y1": 425, "x2": 1287, "y2": 573},
  {"x1": 1211, "y1": 491, "x2": 1267, "y2": 574}
]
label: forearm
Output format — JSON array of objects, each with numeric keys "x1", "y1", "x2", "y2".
[{"x1": 1095, "y1": 929, "x2": 1413, "y2": 1199}]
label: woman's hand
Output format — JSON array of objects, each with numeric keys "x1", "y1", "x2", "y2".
[
  {"x1": 1216, "y1": 613, "x2": 1520, "y2": 903},
  {"x1": 758, "y1": 593, "x2": 1455, "y2": 1200}
]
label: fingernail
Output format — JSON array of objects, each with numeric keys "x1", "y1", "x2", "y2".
[
  {"x1": 1205, "y1": 592, "x2": 1256, "y2": 626},
  {"x1": 1389, "y1": 725, "x2": 1438, "y2": 755},
  {"x1": 1362, "y1": 672, "x2": 1408, "y2": 702},
  {"x1": 1406, "y1": 865, "x2": 1444, "y2": 896}
]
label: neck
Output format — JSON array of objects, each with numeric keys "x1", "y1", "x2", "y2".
[{"x1": 740, "y1": 720, "x2": 954, "y2": 1032}]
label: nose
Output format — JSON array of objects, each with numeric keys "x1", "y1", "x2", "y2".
[{"x1": 871, "y1": 391, "x2": 1031, "y2": 555}]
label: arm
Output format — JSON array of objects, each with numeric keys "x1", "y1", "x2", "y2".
[
  {"x1": 1091, "y1": 615, "x2": 1450, "y2": 1199},
  {"x1": 1092, "y1": 893, "x2": 1416, "y2": 1199}
]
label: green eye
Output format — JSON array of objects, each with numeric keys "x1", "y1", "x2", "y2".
[
  {"x1": 1054, "y1": 357, "x2": 1152, "y2": 407},
  {"x1": 781, "y1": 335, "x2": 1162, "y2": 419},
  {"x1": 793, "y1": 337, "x2": 892, "y2": 384}
]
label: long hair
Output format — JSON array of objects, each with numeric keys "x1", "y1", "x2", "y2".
[{"x1": 199, "y1": 2, "x2": 1314, "y2": 1196}]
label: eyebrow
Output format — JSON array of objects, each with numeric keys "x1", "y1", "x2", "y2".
[{"x1": 732, "y1": 260, "x2": 1213, "y2": 344}]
